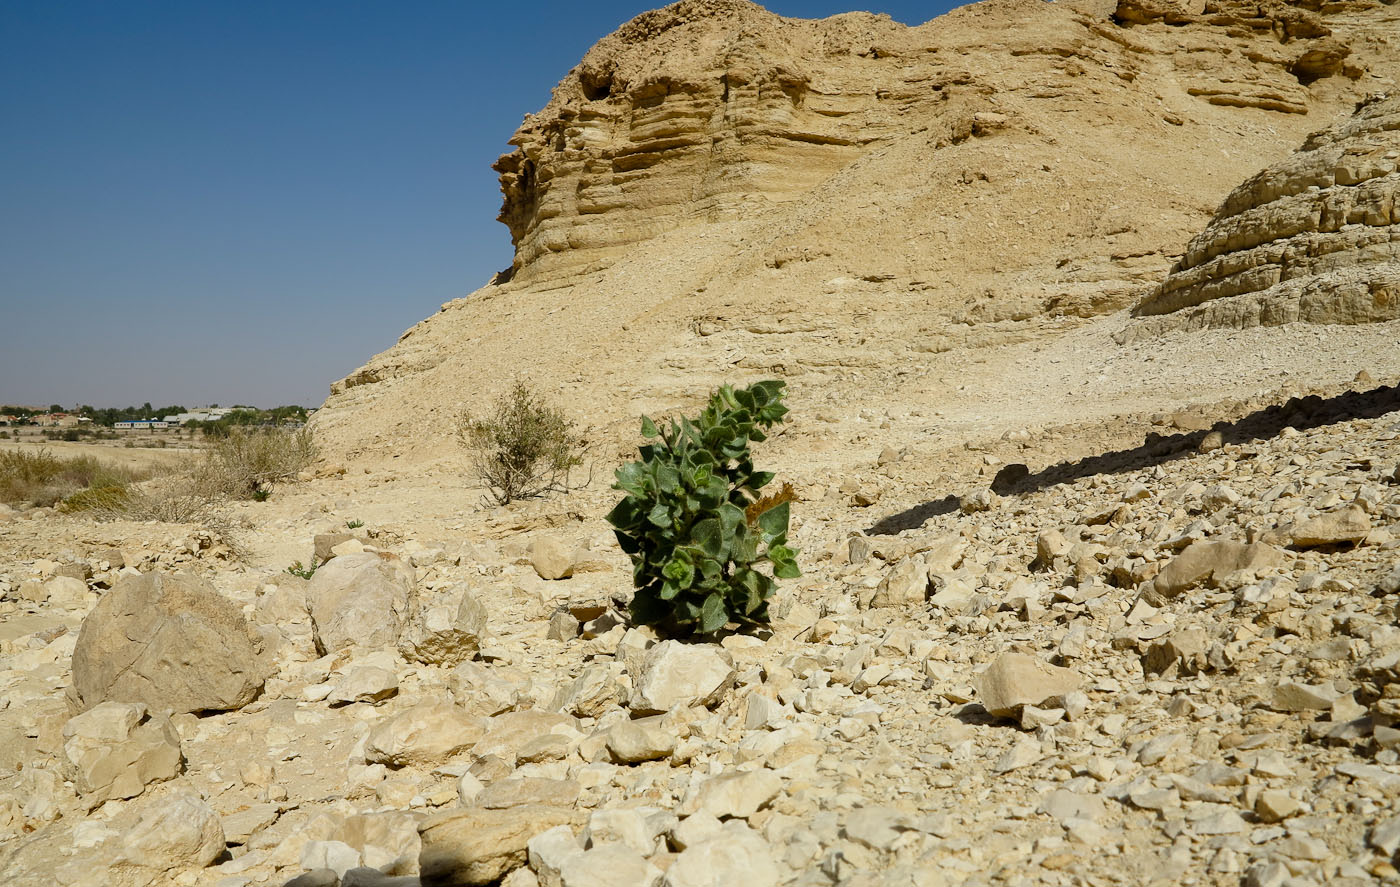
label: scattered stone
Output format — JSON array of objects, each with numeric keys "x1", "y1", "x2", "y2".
[
  {"x1": 550, "y1": 663, "x2": 625, "y2": 719},
  {"x1": 1254, "y1": 790, "x2": 1304, "y2": 823},
  {"x1": 61, "y1": 702, "x2": 183, "y2": 808},
  {"x1": 686, "y1": 770, "x2": 782, "y2": 820},
  {"x1": 557, "y1": 842, "x2": 661, "y2": 887},
  {"x1": 327, "y1": 666, "x2": 400, "y2": 706},
  {"x1": 398, "y1": 583, "x2": 488, "y2": 666},
  {"x1": 530, "y1": 538, "x2": 575, "y2": 581},
  {"x1": 1281, "y1": 506, "x2": 1372, "y2": 549},
  {"x1": 629, "y1": 641, "x2": 735, "y2": 715},
  {"x1": 365, "y1": 701, "x2": 487, "y2": 767},
  {"x1": 973, "y1": 652, "x2": 1082, "y2": 718},
  {"x1": 547, "y1": 609, "x2": 581, "y2": 641},
  {"x1": 120, "y1": 790, "x2": 226, "y2": 872},
  {"x1": 419, "y1": 805, "x2": 582, "y2": 887},
  {"x1": 869, "y1": 555, "x2": 927, "y2": 608},
  {"x1": 1271, "y1": 680, "x2": 1340, "y2": 712},
  {"x1": 992, "y1": 734, "x2": 1043, "y2": 773},
  {"x1": 606, "y1": 716, "x2": 677, "y2": 763},
  {"x1": 662, "y1": 822, "x2": 780, "y2": 887},
  {"x1": 1150, "y1": 541, "x2": 1285, "y2": 600},
  {"x1": 307, "y1": 552, "x2": 416, "y2": 655}
]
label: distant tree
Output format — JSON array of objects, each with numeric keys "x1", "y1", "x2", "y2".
[{"x1": 49, "y1": 404, "x2": 63, "y2": 414}]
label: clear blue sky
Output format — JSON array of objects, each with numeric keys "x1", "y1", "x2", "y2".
[{"x1": 0, "y1": 1, "x2": 955, "y2": 410}]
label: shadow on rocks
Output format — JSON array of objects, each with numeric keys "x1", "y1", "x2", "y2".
[{"x1": 866, "y1": 381, "x2": 1400, "y2": 536}]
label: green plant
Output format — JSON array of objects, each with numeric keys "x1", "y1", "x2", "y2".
[
  {"x1": 607, "y1": 380, "x2": 799, "y2": 636},
  {"x1": 346, "y1": 519, "x2": 364, "y2": 529},
  {"x1": 285, "y1": 560, "x2": 317, "y2": 580},
  {"x1": 456, "y1": 380, "x2": 585, "y2": 505},
  {"x1": 251, "y1": 488, "x2": 271, "y2": 501}
]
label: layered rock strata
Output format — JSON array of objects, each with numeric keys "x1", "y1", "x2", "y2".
[
  {"x1": 1126, "y1": 93, "x2": 1400, "y2": 339},
  {"x1": 315, "y1": 0, "x2": 1400, "y2": 466}
]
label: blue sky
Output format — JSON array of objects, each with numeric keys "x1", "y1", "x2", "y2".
[{"x1": 0, "y1": 1, "x2": 955, "y2": 409}]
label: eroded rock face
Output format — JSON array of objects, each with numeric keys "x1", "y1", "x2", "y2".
[
  {"x1": 1113, "y1": 0, "x2": 1357, "y2": 114},
  {"x1": 316, "y1": 0, "x2": 1400, "y2": 471},
  {"x1": 1127, "y1": 94, "x2": 1400, "y2": 339},
  {"x1": 493, "y1": 0, "x2": 887, "y2": 285},
  {"x1": 70, "y1": 572, "x2": 267, "y2": 714}
]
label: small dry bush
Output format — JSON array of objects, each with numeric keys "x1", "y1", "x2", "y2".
[
  {"x1": 0, "y1": 449, "x2": 145, "y2": 508},
  {"x1": 456, "y1": 380, "x2": 585, "y2": 505},
  {"x1": 194, "y1": 427, "x2": 318, "y2": 500}
]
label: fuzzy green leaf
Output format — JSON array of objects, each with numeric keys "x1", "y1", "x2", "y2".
[
  {"x1": 699, "y1": 594, "x2": 728, "y2": 634},
  {"x1": 757, "y1": 501, "x2": 789, "y2": 540}
]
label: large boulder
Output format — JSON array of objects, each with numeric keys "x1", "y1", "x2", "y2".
[
  {"x1": 1150, "y1": 540, "x2": 1285, "y2": 601},
  {"x1": 71, "y1": 572, "x2": 267, "y2": 714},
  {"x1": 973, "y1": 652, "x2": 1082, "y2": 719},
  {"x1": 119, "y1": 790, "x2": 226, "y2": 872},
  {"x1": 307, "y1": 552, "x2": 416, "y2": 655}
]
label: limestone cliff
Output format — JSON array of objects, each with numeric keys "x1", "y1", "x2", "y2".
[
  {"x1": 314, "y1": 0, "x2": 1400, "y2": 465},
  {"x1": 1124, "y1": 92, "x2": 1400, "y2": 339},
  {"x1": 492, "y1": 0, "x2": 1378, "y2": 286}
]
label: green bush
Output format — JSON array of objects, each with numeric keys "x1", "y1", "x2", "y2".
[
  {"x1": 456, "y1": 380, "x2": 584, "y2": 505},
  {"x1": 607, "y1": 380, "x2": 799, "y2": 636}
]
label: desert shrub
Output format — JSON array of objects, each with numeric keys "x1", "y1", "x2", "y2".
[
  {"x1": 456, "y1": 380, "x2": 584, "y2": 505},
  {"x1": 607, "y1": 380, "x2": 799, "y2": 636},
  {"x1": 195, "y1": 427, "x2": 317, "y2": 500},
  {"x1": 1, "y1": 449, "x2": 143, "y2": 508},
  {"x1": 59, "y1": 485, "x2": 131, "y2": 513}
]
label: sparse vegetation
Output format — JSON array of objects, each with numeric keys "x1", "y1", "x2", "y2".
[
  {"x1": 0, "y1": 449, "x2": 146, "y2": 508},
  {"x1": 346, "y1": 519, "x2": 364, "y2": 529},
  {"x1": 607, "y1": 380, "x2": 799, "y2": 637},
  {"x1": 285, "y1": 560, "x2": 317, "y2": 580},
  {"x1": 31, "y1": 426, "x2": 317, "y2": 561},
  {"x1": 194, "y1": 427, "x2": 318, "y2": 500},
  {"x1": 456, "y1": 380, "x2": 585, "y2": 505}
]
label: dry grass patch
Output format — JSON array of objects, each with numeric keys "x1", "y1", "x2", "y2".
[
  {"x1": 0, "y1": 449, "x2": 148, "y2": 508},
  {"x1": 50, "y1": 427, "x2": 317, "y2": 560}
]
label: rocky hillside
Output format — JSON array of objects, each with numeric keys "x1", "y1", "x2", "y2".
[
  {"x1": 312, "y1": 0, "x2": 1400, "y2": 468},
  {"x1": 1125, "y1": 92, "x2": 1400, "y2": 340},
  {"x1": 3, "y1": 371, "x2": 1400, "y2": 887}
]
